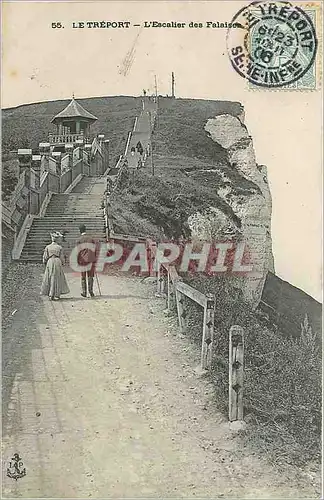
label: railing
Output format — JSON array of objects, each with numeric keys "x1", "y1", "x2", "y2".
[
  {"x1": 61, "y1": 153, "x2": 70, "y2": 171},
  {"x1": 146, "y1": 238, "x2": 216, "y2": 371},
  {"x1": 73, "y1": 147, "x2": 81, "y2": 166},
  {"x1": 124, "y1": 131, "x2": 132, "y2": 156},
  {"x1": 91, "y1": 137, "x2": 102, "y2": 158},
  {"x1": 2, "y1": 131, "x2": 108, "y2": 270},
  {"x1": 60, "y1": 169, "x2": 72, "y2": 193},
  {"x1": 72, "y1": 159, "x2": 83, "y2": 181},
  {"x1": 39, "y1": 172, "x2": 49, "y2": 208},
  {"x1": 145, "y1": 238, "x2": 244, "y2": 421},
  {"x1": 48, "y1": 156, "x2": 57, "y2": 174},
  {"x1": 48, "y1": 133, "x2": 90, "y2": 144},
  {"x1": 40, "y1": 155, "x2": 48, "y2": 176}
]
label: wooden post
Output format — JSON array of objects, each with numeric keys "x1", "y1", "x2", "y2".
[
  {"x1": 104, "y1": 192, "x2": 109, "y2": 240},
  {"x1": 167, "y1": 269, "x2": 171, "y2": 310},
  {"x1": 31, "y1": 154, "x2": 41, "y2": 191},
  {"x1": 229, "y1": 325, "x2": 244, "y2": 421},
  {"x1": 156, "y1": 263, "x2": 163, "y2": 293},
  {"x1": 107, "y1": 199, "x2": 113, "y2": 237},
  {"x1": 146, "y1": 240, "x2": 152, "y2": 277},
  {"x1": 65, "y1": 143, "x2": 74, "y2": 170},
  {"x1": 160, "y1": 268, "x2": 165, "y2": 295},
  {"x1": 175, "y1": 287, "x2": 186, "y2": 333},
  {"x1": 104, "y1": 139, "x2": 110, "y2": 172},
  {"x1": 147, "y1": 240, "x2": 157, "y2": 277},
  {"x1": 18, "y1": 149, "x2": 32, "y2": 213},
  {"x1": 201, "y1": 293, "x2": 215, "y2": 370}
]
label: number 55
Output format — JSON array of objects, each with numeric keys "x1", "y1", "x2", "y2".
[{"x1": 52, "y1": 22, "x2": 62, "y2": 28}]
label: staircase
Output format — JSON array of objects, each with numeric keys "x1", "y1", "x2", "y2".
[{"x1": 20, "y1": 187, "x2": 106, "y2": 262}]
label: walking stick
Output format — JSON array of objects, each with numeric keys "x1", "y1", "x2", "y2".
[{"x1": 95, "y1": 271, "x2": 102, "y2": 296}]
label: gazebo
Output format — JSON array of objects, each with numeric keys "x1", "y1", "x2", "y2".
[{"x1": 49, "y1": 97, "x2": 98, "y2": 145}]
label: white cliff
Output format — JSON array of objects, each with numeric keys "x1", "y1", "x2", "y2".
[{"x1": 189, "y1": 113, "x2": 274, "y2": 308}]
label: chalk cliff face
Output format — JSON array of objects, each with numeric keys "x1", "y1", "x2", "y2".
[{"x1": 188, "y1": 113, "x2": 274, "y2": 309}]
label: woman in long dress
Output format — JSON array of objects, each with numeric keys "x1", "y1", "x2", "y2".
[{"x1": 40, "y1": 232, "x2": 70, "y2": 300}]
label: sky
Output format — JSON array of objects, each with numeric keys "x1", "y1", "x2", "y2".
[{"x1": 2, "y1": 1, "x2": 322, "y2": 301}]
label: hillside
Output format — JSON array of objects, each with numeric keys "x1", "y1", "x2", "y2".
[
  {"x1": 2, "y1": 95, "x2": 321, "y2": 472},
  {"x1": 1, "y1": 96, "x2": 244, "y2": 199},
  {"x1": 2, "y1": 95, "x2": 139, "y2": 164},
  {"x1": 1, "y1": 96, "x2": 141, "y2": 201}
]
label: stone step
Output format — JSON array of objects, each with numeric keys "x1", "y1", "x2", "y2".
[
  {"x1": 20, "y1": 179, "x2": 107, "y2": 261},
  {"x1": 31, "y1": 217, "x2": 104, "y2": 222},
  {"x1": 26, "y1": 226, "x2": 105, "y2": 231},
  {"x1": 23, "y1": 235, "x2": 105, "y2": 244},
  {"x1": 32, "y1": 219, "x2": 104, "y2": 222},
  {"x1": 26, "y1": 228, "x2": 105, "y2": 232},
  {"x1": 23, "y1": 235, "x2": 105, "y2": 246},
  {"x1": 44, "y1": 214, "x2": 103, "y2": 217}
]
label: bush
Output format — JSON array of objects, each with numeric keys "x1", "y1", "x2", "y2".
[
  {"x1": 181, "y1": 274, "x2": 321, "y2": 466},
  {"x1": 2, "y1": 163, "x2": 18, "y2": 201}
]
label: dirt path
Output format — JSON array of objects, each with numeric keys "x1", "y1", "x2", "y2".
[{"x1": 2, "y1": 265, "x2": 318, "y2": 498}]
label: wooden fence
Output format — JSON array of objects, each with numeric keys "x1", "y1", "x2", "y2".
[
  {"x1": 145, "y1": 238, "x2": 244, "y2": 421},
  {"x1": 147, "y1": 239, "x2": 216, "y2": 371}
]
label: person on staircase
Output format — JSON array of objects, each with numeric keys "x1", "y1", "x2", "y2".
[
  {"x1": 136, "y1": 141, "x2": 143, "y2": 156},
  {"x1": 76, "y1": 224, "x2": 97, "y2": 298},
  {"x1": 40, "y1": 232, "x2": 70, "y2": 301}
]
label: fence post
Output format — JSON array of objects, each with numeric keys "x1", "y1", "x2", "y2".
[
  {"x1": 104, "y1": 192, "x2": 109, "y2": 240},
  {"x1": 75, "y1": 138, "x2": 84, "y2": 174},
  {"x1": 31, "y1": 155, "x2": 41, "y2": 186},
  {"x1": 175, "y1": 287, "x2": 186, "y2": 333},
  {"x1": 65, "y1": 143, "x2": 74, "y2": 170},
  {"x1": 156, "y1": 262, "x2": 162, "y2": 293},
  {"x1": 159, "y1": 269, "x2": 166, "y2": 295},
  {"x1": 98, "y1": 134, "x2": 105, "y2": 175},
  {"x1": 147, "y1": 241, "x2": 157, "y2": 277},
  {"x1": 84, "y1": 144, "x2": 92, "y2": 175},
  {"x1": 201, "y1": 293, "x2": 215, "y2": 370},
  {"x1": 18, "y1": 149, "x2": 32, "y2": 214},
  {"x1": 39, "y1": 143, "x2": 50, "y2": 172},
  {"x1": 229, "y1": 325, "x2": 244, "y2": 421},
  {"x1": 167, "y1": 269, "x2": 171, "y2": 310},
  {"x1": 106, "y1": 195, "x2": 114, "y2": 238},
  {"x1": 104, "y1": 139, "x2": 110, "y2": 172}
]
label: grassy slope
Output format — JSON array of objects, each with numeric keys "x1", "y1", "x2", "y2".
[
  {"x1": 112, "y1": 97, "x2": 259, "y2": 237},
  {"x1": 2, "y1": 96, "x2": 321, "y2": 470},
  {"x1": 2, "y1": 96, "x2": 140, "y2": 200},
  {"x1": 2, "y1": 96, "x2": 139, "y2": 161}
]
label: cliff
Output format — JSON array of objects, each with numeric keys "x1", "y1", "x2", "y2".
[
  {"x1": 198, "y1": 113, "x2": 274, "y2": 307},
  {"x1": 105, "y1": 98, "x2": 275, "y2": 309}
]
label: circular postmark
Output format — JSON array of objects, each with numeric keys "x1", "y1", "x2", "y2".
[{"x1": 227, "y1": 1, "x2": 317, "y2": 87}]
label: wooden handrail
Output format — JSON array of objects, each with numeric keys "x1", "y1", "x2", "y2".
[
  {"x1": 112, "y1": 233, "x2": 147, "y2": 243},
  {"x1": 40, "y1": 171, "x2": 49, "y2": 187},
  {"x1": 175, "y1": 280, "x2": 208, "y2": 308},
  {"x1": 146, "y1": 237, "x2": 216, "y2": 370}
]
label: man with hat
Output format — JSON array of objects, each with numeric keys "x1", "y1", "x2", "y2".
[{"x1": 76, "y1": 224, "x2": 97, "y2": 297}]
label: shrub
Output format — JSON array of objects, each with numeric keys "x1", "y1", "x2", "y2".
[
  {"x1": 2, "y1": 165, "x2": 18, "y2": 201},
  {"x1": 181, "y1": 274, "x2": 321, "y2": 466}
]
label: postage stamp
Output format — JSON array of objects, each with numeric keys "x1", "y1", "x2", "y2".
[{"x1": 227, "y1": 1, "x2": 319, "y2": 89}]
